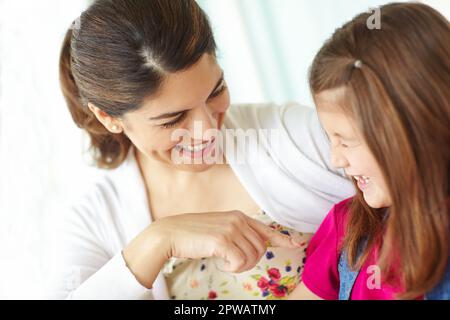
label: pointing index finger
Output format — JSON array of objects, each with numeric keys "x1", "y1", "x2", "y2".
[{"x1": 246, "y1": 217, "x2": 298, "y2": 248}]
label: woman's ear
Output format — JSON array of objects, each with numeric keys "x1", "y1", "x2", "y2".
[{"x1": 87, "y1": 103, "x2": 123, "y2": 134}]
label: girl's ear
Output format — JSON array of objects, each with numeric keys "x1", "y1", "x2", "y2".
[{"x1": 88, "y1": 103, "x2": 123, "y2": 134}]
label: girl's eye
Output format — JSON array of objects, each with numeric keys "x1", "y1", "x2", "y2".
[
  {"x1": 208, "y1": 81, "x2": 227, "y2": 99},
  {"x1": 161, "y1": 112, "x2": 188, "y2": 129},
  {"x1": 341, "y1": 141, "x2": 361, "y2": 148}
]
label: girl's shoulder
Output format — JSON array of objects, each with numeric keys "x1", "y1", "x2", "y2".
[
  {"x1": 333, "y1": 197, "x2": 354, "y2": 217},
  {"x1": 331, "y1": 197, "x2": 354, "y2": 228},
  {"x1": 315, "y1": 197, "x2": 354, "y2": 241}
]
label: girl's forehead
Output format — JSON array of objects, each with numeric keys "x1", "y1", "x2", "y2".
[
  {"x1": 315, "y1": 88, "x2": 361, "y2": 139},
  {"x1": 319, "y1": 110, "x2": 357, "y2": 136},
  {"x1": 314, "y1": 87, "x2": 348, "y2": 112}
]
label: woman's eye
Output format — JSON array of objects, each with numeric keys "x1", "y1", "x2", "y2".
[
  {"x1": 208, "y1": 81, "x2": 227, "y2": 99},
  {"x1": 161, "y1": 112, "x2": 188, "y2": 129},
  {"x1": 159, "y1": 81, "x2": 227, "y2": 129}
]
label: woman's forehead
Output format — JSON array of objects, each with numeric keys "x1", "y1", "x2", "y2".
[{"x1": 137, "y1": 54, "x2": 222, "y2": 116}]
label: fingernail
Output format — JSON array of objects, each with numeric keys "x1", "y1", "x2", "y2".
[{"x1": 290, "y1": 234, "x2": 303, "y2": 247}]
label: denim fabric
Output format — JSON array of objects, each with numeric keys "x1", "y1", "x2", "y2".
[
  {"x1": 339, "y1": 240, "x2": 450, "y2": 300},
  {"x1": 338, "y1": 239, "x2": 367, "y2": 300},
  {"x1": 425, "y1": 260, "x2": 450, "y2": 300},
  {"x1": 338, "y1": 249, "x2": 359, "y2": 300}
]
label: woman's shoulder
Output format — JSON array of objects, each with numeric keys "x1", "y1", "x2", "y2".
[
  {"x1": 225, "y1": 102, "x2": 314, "y2": 130},
  {"x1": 61, "y1": 147, "x2": 145, "y2": 228},
  {"x1": 57, "y1": 172, "x2": 123, "y2": 240}
]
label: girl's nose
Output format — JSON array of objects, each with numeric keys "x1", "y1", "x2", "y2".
[{"x1": 330, "y1": 150, "x2": 349, "y2": 169}]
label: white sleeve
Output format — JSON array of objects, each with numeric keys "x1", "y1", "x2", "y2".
[
  {"x1": 224, "y1": 103, "x2": 355, "y2": 232},
  {"x1": 44, "y1": 204, "x2": 153, "y2": 300},
  {"x1": 276, "y1": 102, "x2": 354, "y2": 198}
]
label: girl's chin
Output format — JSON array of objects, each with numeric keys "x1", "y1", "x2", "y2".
[{"x1": 363, "y1": 191, "x2": 391, "y2": 209}]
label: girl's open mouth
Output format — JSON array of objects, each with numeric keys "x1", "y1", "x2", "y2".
[{"x1": 354, "y1": 175, "x2": 371, "y2": 191}]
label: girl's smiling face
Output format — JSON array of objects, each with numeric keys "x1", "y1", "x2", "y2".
[{"x1": 315, "y1": 88, "x2": 392, "y2": 209}]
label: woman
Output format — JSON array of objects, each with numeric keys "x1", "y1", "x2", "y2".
[{"x1": 49, "y1": 0, "x2": 353, "y2": 299}]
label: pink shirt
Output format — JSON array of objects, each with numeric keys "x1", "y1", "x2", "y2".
[{"x1": 302, "y1": 198, "x2": 419, "y2": 300}]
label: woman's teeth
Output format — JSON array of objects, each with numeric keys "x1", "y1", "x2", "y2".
[{"x1": 176, "y1": 140, "x2": 212, "y2": 153}]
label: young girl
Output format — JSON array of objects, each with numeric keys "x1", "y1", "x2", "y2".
[{"x1": 289, "y1": 2, "x2": 449, "y2": 300}]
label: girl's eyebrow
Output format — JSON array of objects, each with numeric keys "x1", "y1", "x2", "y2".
[
  {"x1": 333, "y1": 133, "x2": 355, "y2": 140},
  {"x1": 149, "y1": 72, "x2": 224, "y2": 121}
]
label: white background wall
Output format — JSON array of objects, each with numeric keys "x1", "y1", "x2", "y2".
[
  {"x1": 199, "y1": 0, "x2": 450, "y2": 106},
  {"x1": 0, "y1": 0, "x2": 448, "y2": 298}
]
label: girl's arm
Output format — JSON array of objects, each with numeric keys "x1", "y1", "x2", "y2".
[{"x1": 288, "y1": 282, "x2": 322, "y2": 300}]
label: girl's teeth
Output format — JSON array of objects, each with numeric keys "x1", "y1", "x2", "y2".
[{"x1": 354, "y1": 175, "x2": 370, "y2": 182}]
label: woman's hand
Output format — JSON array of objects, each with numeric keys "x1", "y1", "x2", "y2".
[
  {"x1": 160, "y1": 211, "x2": 299, "y2": 272},
  {"x1": 123, "y1": 210, "x2": 299, "y2": 289}
]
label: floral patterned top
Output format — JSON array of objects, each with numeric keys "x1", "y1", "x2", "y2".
[{"x1": 163, "y1": 211, "x2": 311, "y2": 300}]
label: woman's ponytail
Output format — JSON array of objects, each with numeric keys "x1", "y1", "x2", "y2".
[{"x1": 59, "y1": 27, "x2": 131, "y2": 169}]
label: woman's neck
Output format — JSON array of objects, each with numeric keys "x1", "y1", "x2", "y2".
[
  {"x1": 135, "y1": 147, "x2": 228, "y2": 185},
  {"x1": 134, "y1": 147, "x2": 260, "y2": 221}
]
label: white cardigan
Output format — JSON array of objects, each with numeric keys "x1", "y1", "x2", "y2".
[{"x1": 46, "y1": 103, "x2": 354, "y2": 300}]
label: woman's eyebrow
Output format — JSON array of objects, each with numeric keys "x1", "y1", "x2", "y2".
[
  {"x1": 149, "y1": 72, "x2": 224, "y2": 121},
  {"x1": 149, "y1": 110, "x2": 186, "y2": 121}
]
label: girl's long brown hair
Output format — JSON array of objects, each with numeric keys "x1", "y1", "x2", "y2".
[
  {"x1": 59, "y1": 0, "x2": 216, "y2": 168},
  {"x1": 309, "y1": 2, "x2": 450, "y2": 299}
]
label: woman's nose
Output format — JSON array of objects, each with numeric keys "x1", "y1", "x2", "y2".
[{"x1": 186, "y1": 105, "x2": 216, "y2": 140}]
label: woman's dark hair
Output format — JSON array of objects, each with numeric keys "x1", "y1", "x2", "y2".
[
  {"x1": 309, "y1": 3, "x2": 449, "y2": 299},
  {"x1": 60, "y1": 0, "x2": 216, "y2": 168}
]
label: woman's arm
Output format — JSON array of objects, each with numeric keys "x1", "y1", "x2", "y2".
[
  {"x1": 48, "y1": 208, "x2": 299, "y2": 299},
  {"x1": 122, "y1": 222, "x2": 172, "y2": 290},
  {"x1": 124, "y1": 210, "x2": 300, "y2": 289}
]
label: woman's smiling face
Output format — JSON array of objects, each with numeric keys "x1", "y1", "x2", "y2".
[
  {"x1": 315, "y1": 88, "x2": 392, "y2": 209},
  {"x1": 120, "y1": 54, "x2": 230, "y2": 172}
]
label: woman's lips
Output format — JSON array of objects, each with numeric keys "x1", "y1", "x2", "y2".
[{"x1": 175, "y1": 137, "x2": 216, "y2": 159}]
